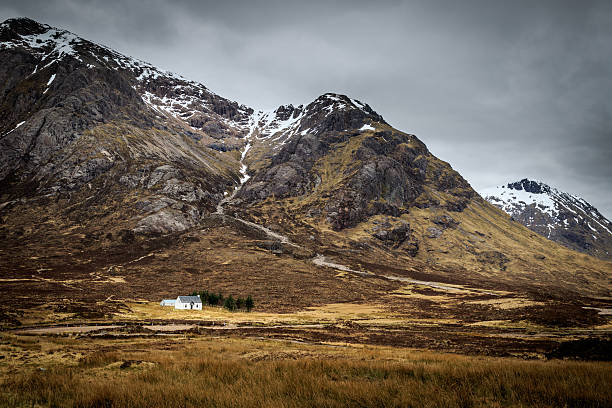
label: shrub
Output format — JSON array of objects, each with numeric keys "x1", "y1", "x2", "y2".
[
  {"x1": 236, "y1": 297, "x2": 245, "y2": 310},
  {"x1": 119, "y1": 229, "x2": 135, "y2": 243}
]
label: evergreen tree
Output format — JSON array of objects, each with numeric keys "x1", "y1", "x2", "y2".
[
  {"x1": 245, "y1": 295, "x2": 254, "y2": 312},
  {"x1": 208, "y1": 292, "x2": 219, "y2": 305},
  {"x1": 236, "y1": 297, "x2": 245, "y2": 310},
  {"x1": 198, "y1": 290, "x2": 209, "y2": 304},
  {"x1": 224, "y1": 295, "x2": 237, "y2": 311}
]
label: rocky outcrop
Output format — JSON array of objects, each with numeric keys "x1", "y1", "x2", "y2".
[
  {"x1": 322, "y1": 131, "x2": 433, "y2": 230},
  {"x1": 507, "y1": 179, "x2": 551, "y2": 194},
  {"x1": 372, "y1": 220, "x2": 410, "y2": 244},
  {"x1": 133, "y1": 208, "x2": 200, "y2": 235},
  {"x1": 433, "y1": 215, "x2": 459, "y2": 229},
  {"x1": 477, "y1": 250, "x2": 510, "y2": 270},
  {"x1": 298, "y1": 94, "x2": 384, "y2": 134},
  {"x1": 237, "y1": 99, "x2": 477, "y2": 232},
  {"x1": 0, "y1": 59, "x2": 143, "y2": 182},
  {"x1": 239, "y1": 161, "x2": 314, "y2": 201},
  {"x1": 369, "y1": 219, "x2": 418, "y2": 255}
]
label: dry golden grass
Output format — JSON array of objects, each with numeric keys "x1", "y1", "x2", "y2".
[
  {"x1": 117, "y1": 301, "x2": 387, "y2": 326},
  {"x1": 0, "y1": 335, "x2": 610, "y2": 408},
  {"x1": 468, "y1": 297, "x2": 546, "y2": 310}
]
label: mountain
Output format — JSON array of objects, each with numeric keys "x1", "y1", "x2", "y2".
[
  {"x1": 482, "y1": 179, "x2": 612, "y2": 260},
  {"x1": 0, "y1": 17, "x2": 261, "y2": 234},
  {"x1": 0, "y1": 17, "x2": 610, "y2": 318}
]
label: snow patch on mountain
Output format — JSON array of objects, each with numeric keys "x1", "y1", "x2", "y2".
[
  {"x1": 247, "y1": 106, "x2": 306, "y2": 148},
  {"x1": 1, "y1": 121, "x2": 26, "y2": 138},
  {"x1": 2, "y1": 19, "x2": 385, "y2": 149},
  {"x1": 481, "y1": 183, "x2": 557, "y2": 218},
  {"x1": 246, "y1": 93, "x2": 383, "y2": 148},
  {"x1": 0, "y1": 23, "x2": 88, "y2": 76},
  {"x1": 46, "y1": 73, "x2": 56, "y2": 86}
]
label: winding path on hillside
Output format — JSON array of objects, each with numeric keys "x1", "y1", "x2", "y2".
[{"x1": 211, "y1": 127, "x2": 502, "y2": 296}]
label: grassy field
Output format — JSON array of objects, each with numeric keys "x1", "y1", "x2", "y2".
[{"x1": 1, "y1": 334, "x2": 610, "y2": 408}]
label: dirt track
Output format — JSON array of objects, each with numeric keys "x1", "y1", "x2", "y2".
[{"x1": 18, "y1": 325, "x2": 122, "y2": 334}]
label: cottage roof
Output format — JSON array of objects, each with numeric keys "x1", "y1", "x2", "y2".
[{"x1": 177, "y1": 295, "x2": 202, "y2": 303}]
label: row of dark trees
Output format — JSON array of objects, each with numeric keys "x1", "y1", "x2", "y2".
[{"x1": 190, "y1": 290, "x2": 254, "y2": 312}]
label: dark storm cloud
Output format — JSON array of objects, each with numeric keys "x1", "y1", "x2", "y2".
[{"x1": 1, "y1": 0, "x2": 611, "y2": 216}]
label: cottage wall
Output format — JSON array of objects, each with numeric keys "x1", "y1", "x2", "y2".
[{"x1": 174, "y1": 296, "x2": 202, "y2": 310}]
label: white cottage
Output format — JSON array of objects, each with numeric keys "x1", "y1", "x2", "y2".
[{"x1": 174, "y1": 295, "x2": 202, "y2": 310}]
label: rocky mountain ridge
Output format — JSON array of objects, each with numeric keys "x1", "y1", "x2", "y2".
[
  {"x1": 482, "y1": 179, "x2": 612, "y2": 260},
  {"x1": 0, "y1": 19, "x2": 386, "y2": 232}
]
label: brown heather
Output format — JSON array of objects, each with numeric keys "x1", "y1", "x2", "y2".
[{"x1": 1, "y1": 336, "x2": 610, "y2": 408}]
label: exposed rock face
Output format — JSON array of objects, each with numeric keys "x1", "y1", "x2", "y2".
[
  {"x1": 369, "y1": 219, "x2": 419, "y2": 255},
  {"x1": 239, "y1": 113, "x2": 474, "y2": 231},
  {"x1": 133, "y1": 208, "x2": 200, "y2": 235},
  {"x1": 507, "y1": 179, "x2": 550, "y2": 194},
  {"x1": 0, "y1": 49, "x2": 143, "y2": 182},
  {"x1": 482, "y1": 179, "x2": 612, "y2": 260},
  {"x1": 239, "y1": 133, "x2": 325, "y2": 200},
  {"x1": 0, "y1": 17, "x2": 243, "y2": 235},
  {"x1": 298, "y1": 94, "x2": 384, "y2": 134}
]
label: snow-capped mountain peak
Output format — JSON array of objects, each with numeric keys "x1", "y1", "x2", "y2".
[
  {"x1": 481, "y1": 179, "x2": 558, "y2": 218},
  {"x1": 1, "y1": 17, "x2": 253, "y2": 138},
  {"x1": 2, "y1": 18, "x2": 390, "y2": 154},
  {"x1": 246, "y1": 92, "x2": 386, "y2": 149},
  {"x1": 482, "y1": 179, "x2": 612, "y2": 259}
]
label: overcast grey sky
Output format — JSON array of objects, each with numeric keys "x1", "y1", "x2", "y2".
[{"x1": 2, "y1": 0, "x2": 611, "y2": 217}]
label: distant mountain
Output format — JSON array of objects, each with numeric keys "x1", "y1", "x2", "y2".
[{"x1": 482, "y1": 179, "x2": 612, "y2": 260}]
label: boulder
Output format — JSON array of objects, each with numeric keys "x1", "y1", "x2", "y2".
[
  {"x1": 433, "y1": 215, "x2": 459, "y2": 229},
  {"x1": 427, "y1": 227, "x2": 443, "y2": 238}
]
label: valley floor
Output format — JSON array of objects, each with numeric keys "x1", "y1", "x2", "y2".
[
  {"x1": 4, "y1": 300, "x2": 610, "y2": 359},
  {"x1": 1, "y1": 217, "x2": 610, "y2": 406}
]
